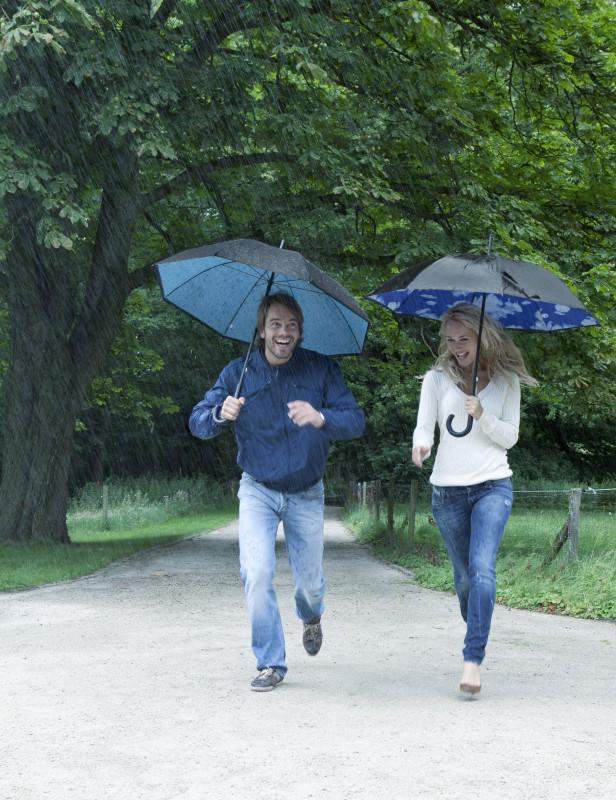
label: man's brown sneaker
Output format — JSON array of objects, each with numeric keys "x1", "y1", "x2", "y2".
[
  {"x1": 302, "y1": 618, "x2": 323, "y2": 656},
  {"x1": 250, "y1": 668, "x2": 284, "y2": 692}
]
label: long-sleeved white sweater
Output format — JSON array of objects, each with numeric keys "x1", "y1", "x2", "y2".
[{"x1": 412, "y1": 369, "x2": 520, "y2": 486}]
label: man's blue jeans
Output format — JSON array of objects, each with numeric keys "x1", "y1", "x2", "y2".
[
  {"x1": 431, "y1": 478, "x2": 513, "y2": 664},
  {"x1": 237, "y1": 473, "x2": 326, "y2": 675}
]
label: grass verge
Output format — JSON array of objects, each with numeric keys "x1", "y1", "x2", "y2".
[
  {"x1": 1, "y1": 477, "x2": 238, "y2": 592},
  {"x1": 0, "y1": 512, "x2": 235, "y2": 592},
  {"x1": 346, "y1": 505, "x2": 616, "y2": 620}
]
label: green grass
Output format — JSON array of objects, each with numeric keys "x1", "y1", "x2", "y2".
[
  {"x1": 1, "y1": 477, "x2": 237, "y2": 592},
  {"x1": 0, "y1": 512, "x2": 236, "y2": 592},
  {"x1": 346, "y1": 504, "x2": 616, "y2": 620}
]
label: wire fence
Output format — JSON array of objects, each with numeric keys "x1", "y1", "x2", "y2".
[
  {"x1": 336, "y1": 477, "x2": 615, "y2": 560},
  {"x1": 330, "y1": 476, "x2": 616, "y2": 511}
]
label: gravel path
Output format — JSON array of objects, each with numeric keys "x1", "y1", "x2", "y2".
[{"x1": 2, "y1": 508, "x2": 615, "y2": 800}]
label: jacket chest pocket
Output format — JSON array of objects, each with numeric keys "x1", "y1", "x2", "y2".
[
  {"x1": 236, "y1": 380, "x2": 273, "y2": 430},
  {"x1": 287, "y1": 381, "x2": 323, "y2": 409}
]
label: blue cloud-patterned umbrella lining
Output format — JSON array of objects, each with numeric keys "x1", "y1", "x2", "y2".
[{"x1": 369, "y1": 288, "x2": 599, "y2": 331}]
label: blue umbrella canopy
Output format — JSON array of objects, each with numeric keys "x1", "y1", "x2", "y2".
[
  {"x1": 366, "y1": 253, "x2": 599, "y2": 332},
  {"x1": 155, "y1": 239, "x2": 369, "y2": 356}
]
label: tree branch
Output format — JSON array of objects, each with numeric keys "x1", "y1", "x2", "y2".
[
  {"x1": 182, "y1": 0, "x2": 332, "y2": 68},
  {"x1": 70, "y1": 148, "x2": 140, "y2": 368},
  {"x1": 128, "y1": 262, "x2": 157, "y2": 292},
  {"x1": 141, "y1": 151, "x2": 296, "y2": 207},
  {"x1": 356, "y1": 16, "x2": 416, "y2": 66},
  {"x1": 144, "y1": 210, "x2": 176, "y2": 255},
  {"x1": 151, "y1": 0, "x2": 178, "y2": 25},
  {"x1": 182, "y1": 1, "x2": 265, "y2": 68},
  {"x1": 190, "y1": 167, "x2": 232, "y2": 234}
]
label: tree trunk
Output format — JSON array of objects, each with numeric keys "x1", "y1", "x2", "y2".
[
  {"x1": 0, "y1": 351, "x2": 79, "y2": 542},
  {"x1": 0, "y1": 158, "x2": 139, "y2": 542}
]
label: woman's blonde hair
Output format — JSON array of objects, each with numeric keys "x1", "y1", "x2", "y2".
[{"x1": 435, "y1": 303, "x2": 538, "y2": 387}]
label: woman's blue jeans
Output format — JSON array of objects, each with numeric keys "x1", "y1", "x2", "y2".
[
  {"x1": 431, "y1": 478, "x2": 513, "y2": 664},
  {"x1": 237, "y1": 473, "x2": 326, "y2": 676}
]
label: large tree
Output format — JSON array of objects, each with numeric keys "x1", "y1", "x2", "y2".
[
  {"x1": 0, "y1": 0, "x2": 343, "y2": 541},
  {"x1": 0, "y1": 0, "x2": 613, "y2": 541}
]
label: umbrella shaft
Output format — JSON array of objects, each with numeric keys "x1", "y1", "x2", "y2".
[
  {"x1": 234, "y1": 271, "x2": 276, "y2": 398},
  {"x1": 445, "y1": 293, "x2": 487, "y2": 438},
  {"x1": 470, "y1": 294, "x2": 487, "y2": 396}
]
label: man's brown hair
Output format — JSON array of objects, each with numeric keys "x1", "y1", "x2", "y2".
[{"x1": 256, "y1": 292, "x2": 304, "y2": 343}]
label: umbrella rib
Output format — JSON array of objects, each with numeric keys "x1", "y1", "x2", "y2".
[
  {"x1": 223, "y1": 270, "x2": 270, "y2": 336},
  {"x1": 164, "y1": 259, "x2": 232, "y2": 296},
  {"x1": 322, "y1": 291, "x2": 362, "y2": 350},
  {"x1": 273, "y1": 274, "x2": 366, "y2": 319},
  {"x1": 271, "y1": 275, "x2": 361, "y2": 350},
  {"x1": 165, "y1": 259, "x2": 260, "y2": 298}
]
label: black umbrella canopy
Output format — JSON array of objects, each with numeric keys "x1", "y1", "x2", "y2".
[
  {"x1": 156, "y1": 238, "x2": 370, "y2": 397},
  {"x1": 367, "y1": 249, "x2": 599, "y2": 437},
  {"x1": 157, "y1": 238, "x2": 369, "y2": 327},
  {"x1": 370, "y1": 253, "x2": 593, "y2": 312}
]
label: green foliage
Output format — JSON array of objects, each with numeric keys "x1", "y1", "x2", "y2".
[
  {"x1": 347, "y1": 497, "x2": 616, "y2": 619},
  {"x1": 86, "y1": 290, "x2": 180, "y2": 423},
  {"x1": 0, "y1": 513, "x2": 234, "y2": 592},
  {"x1": 69, "y1": 474, "x2": 236, "y2": 532},
  {"x1": 0, "y1": 474, "x2": 237, "y2": 590},
  {"x1": 0, "y1": 0, "x2": 614, "y2": 503}
]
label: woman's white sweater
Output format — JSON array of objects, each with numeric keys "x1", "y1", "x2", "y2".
[{"x1": 412, "y1": 369, "x2": 520, "y2": 486}]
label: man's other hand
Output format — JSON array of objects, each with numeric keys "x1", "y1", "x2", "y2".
[
  {"x1": 221, "y1": 395, "x2": 246, "y2": 421},
  {"x1": 287, "y1": 401, "x2": 324, "y2": 428}
]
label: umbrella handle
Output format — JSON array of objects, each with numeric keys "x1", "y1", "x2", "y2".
[
  {"x1": 445, "y1": 293, "x2": 487, "y2": 438},
  {"x1": 446, "y1": 413, "x2": 474, "y2": 437}
]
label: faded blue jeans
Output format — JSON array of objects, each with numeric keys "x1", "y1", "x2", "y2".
[
  {"x1": 237, "y1": 473, "x2": 326, "y2": 675},
  {"x1": 431, "y1": 478, "x2": 513, "y2": 664}
]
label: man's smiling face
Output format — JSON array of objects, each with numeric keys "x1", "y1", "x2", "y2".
[{"x1": 260, "y1": 302, "x2": 301, "y2": 365}]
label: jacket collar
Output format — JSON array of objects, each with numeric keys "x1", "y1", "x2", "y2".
[{"x1": 255, "y1": 346, "x2": 302, "y2": 372}]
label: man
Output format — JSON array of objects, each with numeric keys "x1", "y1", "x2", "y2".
[{"x1": 189, "y1": 292, "x2": 364, "y2": 691}]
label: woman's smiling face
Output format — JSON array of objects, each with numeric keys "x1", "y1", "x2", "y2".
[{"x1": 444, "y1": 319, "x2": 478, "y2": 370}]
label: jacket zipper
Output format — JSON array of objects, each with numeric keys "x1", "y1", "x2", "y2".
[{"x1": 273, "y1": 366, "x2": 292, "y2": 477}]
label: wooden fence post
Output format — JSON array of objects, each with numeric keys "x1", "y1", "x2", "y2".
[
  {"x1": 542, "y1": 520, "x2": 569, "y2": 567},
  {"x1": 567, "y1": 488, "x2": 581, "y2": 558},
  {"x1": 102, "y1": 483, "x2": 110, "y2": 531},
  {"x1": 362, "y1": 481, "x2": 367, "y2": 508},
  {"x1": 408, "y1": 479, "x2": 418, "y2": 547},
  {"x1": 386, "y1": 478, "x2": 395, "y2": 546},
  {"x1": 366, "y1": 481, "x2": 374, "y2": 513},
  {"x1": 374, "y1": 479, "x2": 381, "y2": 521}
]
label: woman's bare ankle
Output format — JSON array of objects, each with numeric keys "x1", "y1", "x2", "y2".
[{"x1": 461, "y1": 661, "x2": 481, "y2": 685}]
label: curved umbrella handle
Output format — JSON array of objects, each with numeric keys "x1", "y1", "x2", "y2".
[
  {"x1": 445, "y1": 292, "x2": 487, "y2": 439},
  {"x1": 446, "y1": 413, "x2": 474, "y2": 437}
]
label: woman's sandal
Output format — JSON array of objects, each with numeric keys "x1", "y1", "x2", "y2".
[{"x1": 459, "y1": 681, "x2": 481, "y2": 698}]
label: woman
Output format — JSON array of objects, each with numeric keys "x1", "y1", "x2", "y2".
[{"x1": 412, "y1": 303, "x2": 537, "y2": 697}]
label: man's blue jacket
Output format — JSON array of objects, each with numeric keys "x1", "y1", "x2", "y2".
[{"x1": 189, "y1": 347, "x2": 364, "y2": 492}]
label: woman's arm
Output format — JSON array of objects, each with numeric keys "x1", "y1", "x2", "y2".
[
  {"x1": 412, "y1": 371, "x2": 438, "y2": 465},
  {"x1": 477, "y1": 375, "x2": 520, "y2": 449}
]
